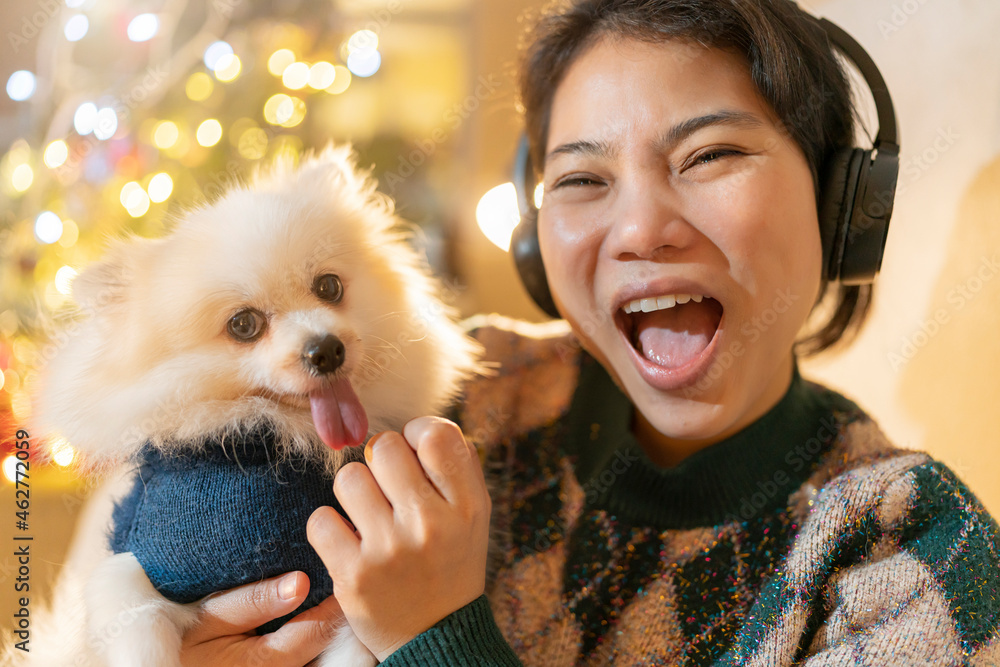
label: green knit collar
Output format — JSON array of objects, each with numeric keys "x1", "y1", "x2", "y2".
[{"x1": 563, "y1": 352, "x2": 856, "y2": 529}]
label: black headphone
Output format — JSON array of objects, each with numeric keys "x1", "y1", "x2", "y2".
[{"x1": 511, "y1": 15, "x2": 900, "y2": 319}]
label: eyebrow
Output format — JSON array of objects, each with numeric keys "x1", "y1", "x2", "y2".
[{"x1": 545, "y1": 109, "x2": 766, "y2": 164}]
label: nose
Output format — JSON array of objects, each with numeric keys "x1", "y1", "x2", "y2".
[
  {"x1": 604, "y1": 177, "x2": 695, "y2": 262},
  {"x1": 303, "y1": 335, "x2": 346, "y2": 375}
]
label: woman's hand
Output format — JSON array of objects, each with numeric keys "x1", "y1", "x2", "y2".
[
  {"x1": 307, "y1": 416, "x2": 492, "y2": 662},
  {"x1": 180, "y1": 571, "x2": 345, "y2": 667}
]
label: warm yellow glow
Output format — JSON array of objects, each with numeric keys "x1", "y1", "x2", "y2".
[
  {"x1": 0, "y1": 371, "x2": 4, "y2": 392},
  {"x1": 2, "y1": 456, "x2": 18, "y2": 484},
  {"x1": 238, "y1": 127, "x2": 268, "y2": 160},
  {"x1": 11, "y1": 163, "x2": 33, "y2": 192},
  {"x1": 281, "y1": 62, "x2": 309, "y2": 90},
  {"x1": 279, "y1": 97, "x2": 306, "y2": 128},
  {"x1": 58, "y1": 219, "x2": 79, "y2": 247},
  {"x1": 44, "y1": 140, "x2": 69, "y2": 168},
  {"x1": 196, "y1": 119, "x2": 223, "y2": 147},
  {"x1": 267, "y1": 49, "x2": 296, "y2": 76},
  {"x1": 153, "y1": 121, "x2": 180, "y2": 149},
  {"x1": 534, "y1": 182, "x2": 544, "y2": 209},
  {"x1": 10, "y1": 391, "x2": 30, "y2": 422},
  {"x1": 264, "y1": 94, "x2": 294, "y2": 125},
  {"x1": 185, "y1": 72, "x2": 214, "y2": 101},
  {"x1": 44, "y1": 282, "x2": 68, "y2": 310},
  {"x1": 213, "y1": 54, "x2": 242, "y2": 82},
  {"x1": 51, "y1": 439, "x2": 76, "y2": 467},
  {"x1": 308, "y1": 62, "x2": 336, "y2": 89},
  {"x1": 3, "y1": 369, "x2": 19, "y2": 393},
  {"x1": 121, "y1": 181, "x2": 150, "y2": 217},
  {"x1": 476, "y1": 182, "x2": 520, "y2": 252},
  {"x1": 120, "y1": 181, "x2": 143, "y2": 207},
  {"x1": 326, "y1": 66, "x2": 351, "y2": 95},
  {"x1": 8, "y1": 139, "x2": 30, "y2": 165},
  {"x1": 55, "y1": 266, "x2": 78, "y2": 295},
  {"x1": 148, "y1": 172, "x2": 173, "y2": 203}
]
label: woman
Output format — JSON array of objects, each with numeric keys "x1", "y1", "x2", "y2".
[{"x1": 181, "y1": 0, "x2": 1000, "y2": 664}]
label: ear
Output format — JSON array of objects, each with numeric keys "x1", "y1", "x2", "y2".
[{"x1": 72, "y1": 235, "x2": 155, "y2": 313}]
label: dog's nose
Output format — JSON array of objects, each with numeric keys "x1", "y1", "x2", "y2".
[{"x1": 303, "y1": 335, "x2": 346, "y2": 375}]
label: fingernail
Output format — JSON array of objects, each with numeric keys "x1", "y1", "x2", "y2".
[
  {"x1": 278, "y1": 573, "x2": 298, "y2": 601},
  {"x1": 365, "y1": 431, "x2": 389, "y2": 462}
]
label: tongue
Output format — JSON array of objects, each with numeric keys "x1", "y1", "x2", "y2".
[
  {"x1": 635, "y1": 300, "x2": 721, "y2": 370},
  {"x1": 309, "y1": 378, "x2": 369, "y2": 450}
]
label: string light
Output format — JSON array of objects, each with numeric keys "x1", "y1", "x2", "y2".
[
  {"x1": 308, "y1": 62, "x2": 336, "y2": 89},
  {"x1": 55, "y1": 266, "x2": 78, "y2": 295},
  {"x1": 213, "y1": 54, "x2": 242, "y2": 82},
  {"x1": 93, "y1": 107, "x2": 118, "y2": 140},
  {"x1": 11, "y1": 164, "x2": 33, "y2": 192},
  {"x1": 326, "y1": 66, "x2": 352, "y2": 95},
  {"x1": 153, "y1": 120, "x2": 180, "y2": 149},
  {"x1": 185, "y1": 72, "x2": 214, "y2": 101},
  {"x1": 347, "y1": 49, "x2": 381, "y2": 78}
]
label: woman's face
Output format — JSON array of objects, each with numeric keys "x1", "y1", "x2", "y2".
[{"x1": 538, "y1": 37, "x2": 823, "y2": 451}]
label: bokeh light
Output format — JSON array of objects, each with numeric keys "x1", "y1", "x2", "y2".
[
  {"x1": 11, "y1": 164, "x2": 33, "y2": 192},
  {"x1": 196, "y1": 119, "x2": 223, "y2": 147},
  {"x1": 93, "y1": 107, "x2": 118, "y2": 140},
  {"x1": 213, "y1": 54, "x2": 242, "y2": 82},
  {"x1": 7, "y1": 71, "x2": 37, "y2": 101},
  {"x1": 64, "y1": 14, "x2": 89, "y2": 41},
  {"x1": 347, "y1": 49, "x2": 381, "y2": 78},
  {"x1": 51, "y1": 439, "x2": 76, "y2": 467},
  {"x1": 267, "y1": 49, "x2": 295, "y2": 76},
  {"x1": 127, "y1": 13, "x2": 159, "y2": 42},
  {"x1": 153, "y1": 120, "x2": 180, "y2": 149},
  {"x1": 147, "y1": 172, "x2": 173, "y2": 202},
  {"x1": 282, "y1": 62, "x2": 309, "y2": 90},
  {"x1": 73, "y1": 102, "x2": 98, "y2": 135},
  {"x1": 326, "y1": 66, "x2": 352, "y2": 95},
  {"x1": 308, "y1": 62, "x2": 336, "y2": 89},
  {"x1": 44, "y1": 140, "x2": 69, "y2": 168},
  {"x1": 121, "y1": 182, "x2": 151, "y2": 217},
  {"x1": 203, "y1": 41, "x2": 233, "y2": 70},
  {"x1": 185, "y1": 72, "x2": 213, "y2": 101},
  {"x1": 347, "y1": 29, "x2": 378, "y2": 52},
  {"x1": 55, "y1": 266, "x2": 78, "y2": 295},
  {"x1": 476, "y1": 183, "x2": 520, "y2": 252},
  {"x1": 35, "y1": 211, "x2": 64, "y2": 244}
]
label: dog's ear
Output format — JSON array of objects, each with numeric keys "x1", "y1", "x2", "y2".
[{"x1": 71, "y1": 236, "x2": 154, "y2": 313}]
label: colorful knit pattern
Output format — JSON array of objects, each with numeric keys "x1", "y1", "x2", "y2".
[{"x1": 440, "y1": 317, "x2": 1000, "y2": 667}]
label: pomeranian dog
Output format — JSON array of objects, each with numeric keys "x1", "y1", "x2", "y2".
[{"x1": 26, "y1": 145, "x2": 483, "y2": 666}]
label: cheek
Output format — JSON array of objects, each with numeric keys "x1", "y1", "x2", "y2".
[{"x1": 538, "y1": 209, "x2": 604, "y2": 310}]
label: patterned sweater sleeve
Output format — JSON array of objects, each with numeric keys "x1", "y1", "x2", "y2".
[{"x1": 799, "y1": 458, "x2": 1000, "y2": 665}]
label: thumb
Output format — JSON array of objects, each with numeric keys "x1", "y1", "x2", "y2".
[{"x1": 185, "y1": 571, "x2": 309, "y2": 643}]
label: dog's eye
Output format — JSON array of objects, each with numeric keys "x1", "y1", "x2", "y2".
[
  {"x1": 227, "y1": 309, "x2": 266, "y2": 342},
  {"x1": 314, "y1": 274, "x2": 344, "y2": 304}
]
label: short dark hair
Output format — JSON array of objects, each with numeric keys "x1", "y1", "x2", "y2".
[{"x1": 518, "y1": 0, "x2": 874, "y2": 357}]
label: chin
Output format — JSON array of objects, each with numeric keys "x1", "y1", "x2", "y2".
[{"x1": 28, "y1": 144, "x2": 483, "y2": 667}]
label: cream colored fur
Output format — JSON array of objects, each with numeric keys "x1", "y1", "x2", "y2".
[{"x1": 11, "y1": 145, "x2": 483, "y2": 666}]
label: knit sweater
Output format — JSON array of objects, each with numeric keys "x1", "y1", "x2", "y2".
[
  {"x1": 109, "y1": 424, "x2": 356, "y2": 634},
  {"x1": 383, "y1": 317, "x2": 1000, "y2": 666}
]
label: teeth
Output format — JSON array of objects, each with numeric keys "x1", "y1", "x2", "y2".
[{"x1": 623, "y1": 293, "x2": 706, "y2": 314}]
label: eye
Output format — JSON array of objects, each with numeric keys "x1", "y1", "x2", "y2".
[
  {"x1": 313, "y1": 274, "x2": 344, "y2": 303},
  {"x1": 227, "y1": 309, "x2": 266, "y2": 342},
  {"x1": 552, "y1": 174, "x2": 603, "y2": 189},
  {"x1": 687, "y1": 149, "x2": 743, "y2": 169}
]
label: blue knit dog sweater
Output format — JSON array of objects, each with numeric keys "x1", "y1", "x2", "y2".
[{"x1": 109, "y1": 424, "x2": 354, "y2": 634}]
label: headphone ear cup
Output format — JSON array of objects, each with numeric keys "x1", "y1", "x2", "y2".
[
  {"x1": 511, "y1": 206, "x2": 561, "y2": 318},
  {"x1": 817, "y1": 147, "x2": 866, "y2": 283}
]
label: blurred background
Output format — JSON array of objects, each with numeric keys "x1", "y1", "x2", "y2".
[{"x1": 0, "y1": 0, "x2": 998, "y2": 627}]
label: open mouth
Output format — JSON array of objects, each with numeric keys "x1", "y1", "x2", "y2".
[{"x1": 616, "y1": 293, "x2": 724, "y2": 374}]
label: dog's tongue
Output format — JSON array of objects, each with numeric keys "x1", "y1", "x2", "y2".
[
  {"x1": 310, "y1": 378, "x2": 368, "y2": 450},
  {"x1": 635, "y1": 300, "x2": 721, "y2": 369}
]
